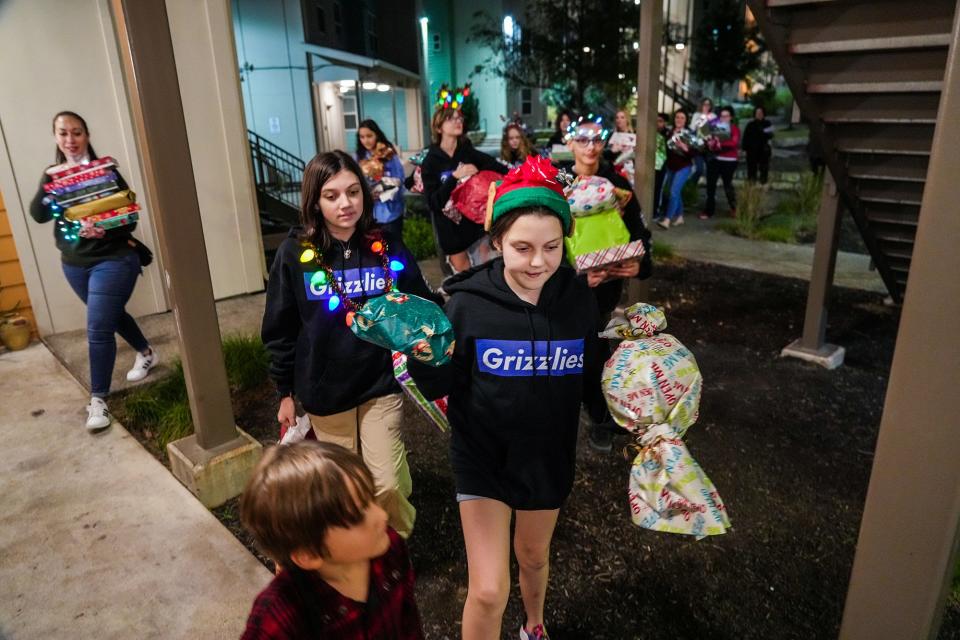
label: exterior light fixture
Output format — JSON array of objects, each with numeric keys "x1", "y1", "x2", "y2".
[
  {"x1": 583, "y1": 46, "x2": 591, "y2": 53},
  {"x1": 503, "y1": 15, "x2": 514, "y2": 39},
  {"x1": 675, "y1": 42, "x2": 686, "y2": 50},
  {"x1": 361, "y1": 81, "x2": 377, "y2": 90},
  {"x1": 633, "y1": 41, "x2": 639, "y2": 50},
  {"x1": 376, "y1": 83, "x2": 390, "y2": 92}
]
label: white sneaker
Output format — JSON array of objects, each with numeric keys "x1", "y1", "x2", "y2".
[
  {"x1": 657, "y1": 217, "x2": 671, "y2": 230},
  {"x1": 86, "y1": 397, "x2": 112, "y2": 431},
  {"x1": 674, "y1": 215, "x2": 685, "y2": 226},
  {"x1": 126, "y1": 348, "x2": 158, "y2": 382}
]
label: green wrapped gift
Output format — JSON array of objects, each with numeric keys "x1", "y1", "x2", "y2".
[
  {"x1": 350, "y1": 291, "x2": 455, "y2": 367},
  {"x1": 564, "y1": 209, "x2": 630, "y2": 263}
]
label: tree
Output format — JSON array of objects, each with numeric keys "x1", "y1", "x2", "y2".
[
  {"x1": 468, "y1": 0, "x2": 640, "y2": 114},
  {"x1": 690, "y1": 0, "x2": 763, "y2": 93}
]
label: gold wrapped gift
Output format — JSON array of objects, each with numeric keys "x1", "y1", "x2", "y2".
[{"x1": 65, "y1": 190, "x2": 136, "y2": 221}]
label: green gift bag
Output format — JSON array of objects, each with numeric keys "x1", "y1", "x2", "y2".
[
  {"x1": 350, "y1": 291, "x2": 455, "y2": 366},
  {"x1": 564, "y1": 209, "x2": 630, "y2": 264}
]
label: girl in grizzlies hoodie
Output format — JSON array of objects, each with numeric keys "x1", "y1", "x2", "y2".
[
  {"x1": 408, "y1": 156, "x2": 604, "y2": 640},
  {"x1": 261, "y1": 151, "x2": 437, "y2": 540}
]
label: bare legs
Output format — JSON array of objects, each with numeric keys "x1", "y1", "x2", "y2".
[{"x1": 459, "y1": 499, "x2": 560, "y2": 639}]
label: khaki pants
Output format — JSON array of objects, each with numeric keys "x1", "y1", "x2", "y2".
[{"x1": 308, "y1": 393, "x2": 416, "y2": 537}]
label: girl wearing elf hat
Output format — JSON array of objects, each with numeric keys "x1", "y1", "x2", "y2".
[
  {"x1": 260, "y1": 150, "x2": 438, "y2": 538},
  {"x1": 408, "y1": 155, "x2": 604, "y2": 640},
  {"x1": 420, "y1": 85, "x2": 507, "y2": 273}
]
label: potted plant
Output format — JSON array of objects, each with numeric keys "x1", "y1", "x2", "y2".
[{"x1": 0, "y1": 287, "x2": 32, "y2": 351}]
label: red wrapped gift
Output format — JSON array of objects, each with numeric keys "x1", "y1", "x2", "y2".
[{"x1": 448, "y1": 170, "x2": 501, "y2": 225}]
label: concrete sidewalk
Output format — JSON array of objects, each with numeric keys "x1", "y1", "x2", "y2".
[
  {"x1": 653, "y1": 215, "x2": 888, "y2": 294},
  {"x1": 0, "y1": 344, "x2": 271, "y2": 639}
]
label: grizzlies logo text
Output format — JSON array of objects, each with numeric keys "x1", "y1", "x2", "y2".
[
  {"x1": 476, "y1": 339, "x2": 584, "y2": 377},
  {"x1": 303, "y1": 267, "x2": 388, "y2": 301}
]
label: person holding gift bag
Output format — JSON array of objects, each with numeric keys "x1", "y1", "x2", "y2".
[
  {"x1": 407, "y1": 155, "x2": 604, "y2": 640},
  {"x1": 565, "y1": 117, "x2": 652, "y2": 453},
  {"x1": 261, "y1": 150, "x2": 438, "y2": 539},
  {"x1": 28, "y1": 111, "x2": 157, "y2": 432},
  {"x1": 420, "y1": 86, "x2": 507, "y2": 274},
  {"x1": 700, "y1": 106, "x2": 741, "y2": 219},
  {"x1": 356, "y1": 119, "x2": 406, "y2": 240}
]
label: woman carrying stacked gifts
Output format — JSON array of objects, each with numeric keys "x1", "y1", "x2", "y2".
[
  {"x1": 563, "y1": 115, "x2": 653, "y2": 453},
  {"x1": 260, "y1": 150, "x2": 439, "y2": 539},
  {"x1": 407, "y1": 155, "x2": 605, "y2": 640},
  {"x1": 420, "y1": 85, "x2": 508, "y2": 274},
  {"x1": 28, "y1": 111, "x2": 157, "y2": 432},
  {"x1": 355, "y1": 118, "x2": 406, "y2": 240}
]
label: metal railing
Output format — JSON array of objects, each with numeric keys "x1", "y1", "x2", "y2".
[{"x1": 247, "y1": 130, "x2": 305, "y2": 212}]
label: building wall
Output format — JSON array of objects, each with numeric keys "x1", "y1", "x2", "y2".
[
  {"x1": 420, "y1": 0, "x2": 509, "y2": 139},
  {"x1": 0, "y1": 190, "x2": 37, "y2": 338},
  {"x1": 0, "y1": 0, "x2": 263, "y2": 335}
]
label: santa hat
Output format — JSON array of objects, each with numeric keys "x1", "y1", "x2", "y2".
[{"x1": 485, "y1": 155, "x2": 572, "y2": 235}]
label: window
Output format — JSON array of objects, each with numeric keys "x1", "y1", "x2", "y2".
[
  {"x1": 432, "y1": 33, "x2": 441, "y2": 52},
  {"x1": 316, "y1": 6, "x2": 326, "y2": 34},
  {"x1": 333, "y1": 1, "x2": 342, "y2": 38},
  {"x1": 342, "y1": 95, "x2": 358, "y2": 131},
  {"x1": 520, "y1": 88, "x2": 532, "y2": 116}
]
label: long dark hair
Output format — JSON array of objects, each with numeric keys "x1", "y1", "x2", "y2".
[
  {"x1": 299, "y1": 151, "x2": 378, "y2": 252},
  {"x1": 554, "y1": 110, "x2": 574, "y2": 134},
  {"x1": 52, "y1": 111, "x2": 98, "y2": 164},
  {"x1": 355, "y1": 119, "x2": 395, "y2": 160}
]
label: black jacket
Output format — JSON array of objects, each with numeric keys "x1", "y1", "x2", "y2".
[
  {"x1": 261, "y1": 227, "x2": 437, "y2": 416},
  {"x1": 408, "y1": 259, "x2": 602, "y2": 509},
  {"x1": 419, "y1": 139, "x2": 507, "y2": 255},
  {"x1": 28, "y1": 168, "x2": 137, "y2": 267},
  {"x1": 741, "y1": 119, "x2": 774, "y2": 155}
]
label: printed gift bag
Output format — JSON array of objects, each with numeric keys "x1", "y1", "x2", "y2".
[{"x1": 602, "y1": 303, "x2": 730, "y2": 538}]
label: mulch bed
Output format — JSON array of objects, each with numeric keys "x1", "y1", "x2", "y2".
[{"x1": 125, "y1": 259, "x2": 960, "y2": 639}]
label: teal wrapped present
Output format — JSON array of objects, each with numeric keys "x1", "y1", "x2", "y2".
[{"x1": 350, "y1": 291, "x2": 455, "y2": 366}]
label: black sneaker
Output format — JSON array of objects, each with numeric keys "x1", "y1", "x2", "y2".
[{"x1": 588, "y1": 422, "x2": 614, "y2": 453}]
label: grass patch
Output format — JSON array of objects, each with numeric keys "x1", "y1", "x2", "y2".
[
  {"x1": 402, "y1": 213, "x2": 437, "y2": 261},
  {"x1": 652, "y1": 241, "x2": 675, "y2": 260},
  {"x1": 114, "y1": 334, "x2": 270, "y2": 454},
  {"x1": 717, "y1": 172, "x2": 824, "y2": 244}
]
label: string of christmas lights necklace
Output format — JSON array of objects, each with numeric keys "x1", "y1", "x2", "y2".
[{"x1": 299, "y1": 236, "x2": 406, "y2": 324}]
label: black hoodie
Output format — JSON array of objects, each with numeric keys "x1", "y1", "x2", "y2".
[
  {"x1": 407, "y1": 259, "x2": 602, "y2": 510},
  {"x1": 261, "y1": 227, "x2": 438, "y2": 416}
]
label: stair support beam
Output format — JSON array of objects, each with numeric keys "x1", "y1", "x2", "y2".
[
  {"x1": 839, "y1": 5, "x2": 960, "y2": 637},
  {"x1": 781, "y1": 170, "x2": 845, "y2": 369}
]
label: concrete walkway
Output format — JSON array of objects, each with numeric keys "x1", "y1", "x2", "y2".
[
  {"x1": 653, "y1": 214, "x2": 888, "y2": 294},
  {"x1": 0, "y1": 343, "x2": 271, "y2": 640}
]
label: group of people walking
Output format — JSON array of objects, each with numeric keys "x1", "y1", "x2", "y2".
[
  {"x1": 29, "y1": 96, "x2": 757, "y2": 639},
  {"x1": 653, "y1": 98, "x2": 774, "y2": 229}
]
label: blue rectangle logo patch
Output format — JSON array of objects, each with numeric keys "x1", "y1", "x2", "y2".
[
  {"x1": 476, "y1": 339, "x2": 584, "y2": 377},
  {"x1": 303, "y1": 267, "x2": 388, "y2": 301}
]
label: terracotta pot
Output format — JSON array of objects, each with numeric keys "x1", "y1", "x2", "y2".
[{"x1": 0, "y1": 315, "x2": 31, "y2": 351}]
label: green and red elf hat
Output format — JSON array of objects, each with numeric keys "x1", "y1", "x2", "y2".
[{"x1": 484, "y1": 155, "x2": 573, "y2": 235}]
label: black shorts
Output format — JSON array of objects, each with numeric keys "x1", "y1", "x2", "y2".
[{"x1": 432, "y1": 211, "x2": 486, "y2": 256}]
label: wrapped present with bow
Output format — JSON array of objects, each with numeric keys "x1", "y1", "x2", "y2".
[
  {"x1": 562, "y1": 176, "x2": 646, "y2": 273},
  {"x1": 349, "y1": 291, "x2": 455, "y2": 366},
  {"x1": 602, "y1": 302, "x2": 730, "y2": 538},
  {"x1": 443, "y1": 170, "x2": 503, "y2": 226},
  {"x1": 393, "y1": 352, "x2": 449, "y2": 432}
]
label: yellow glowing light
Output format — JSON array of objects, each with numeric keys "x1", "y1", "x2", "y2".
[{"x1": 299, "y1": 248, "x2": 316, "y2": 263}]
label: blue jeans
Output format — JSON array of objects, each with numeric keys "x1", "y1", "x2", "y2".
[
  {"x1": 62, "y1": 253, "x2": 149, "y2": 397},
  {"x1": 662, "y1": 165, "x2": 693, "y2": 220}
]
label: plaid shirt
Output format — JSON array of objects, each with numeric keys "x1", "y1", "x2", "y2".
[{"x1": 241, "y1": 529, "x2": 424, "y2": 640}]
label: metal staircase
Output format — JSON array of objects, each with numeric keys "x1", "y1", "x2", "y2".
[
  {"x1": 747, "y1": 0, "x2": 957, "y2": 302},
  {"x1": 247, "y1": 130, "x2": 305, "y2": 261}
]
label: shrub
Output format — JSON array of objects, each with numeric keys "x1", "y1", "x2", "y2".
[
  {"x1": 222, "y1": 333, "x2": 269, "y2": 392},
  {"x1": 403, "y1": 213, "x2": 437, "y2": 260},
  {"x1": 730, "y1": 181, "x2": 767, "y2": 238},
  {"x1": 755, "y1": 225, "x2": 795, "y2": 243},
  {"x1": 114, "y1": 335, "x2": 271, "y2": 455},
  {"x1": 652, "y1": 241, "x2": 675, "y2": 260}
]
